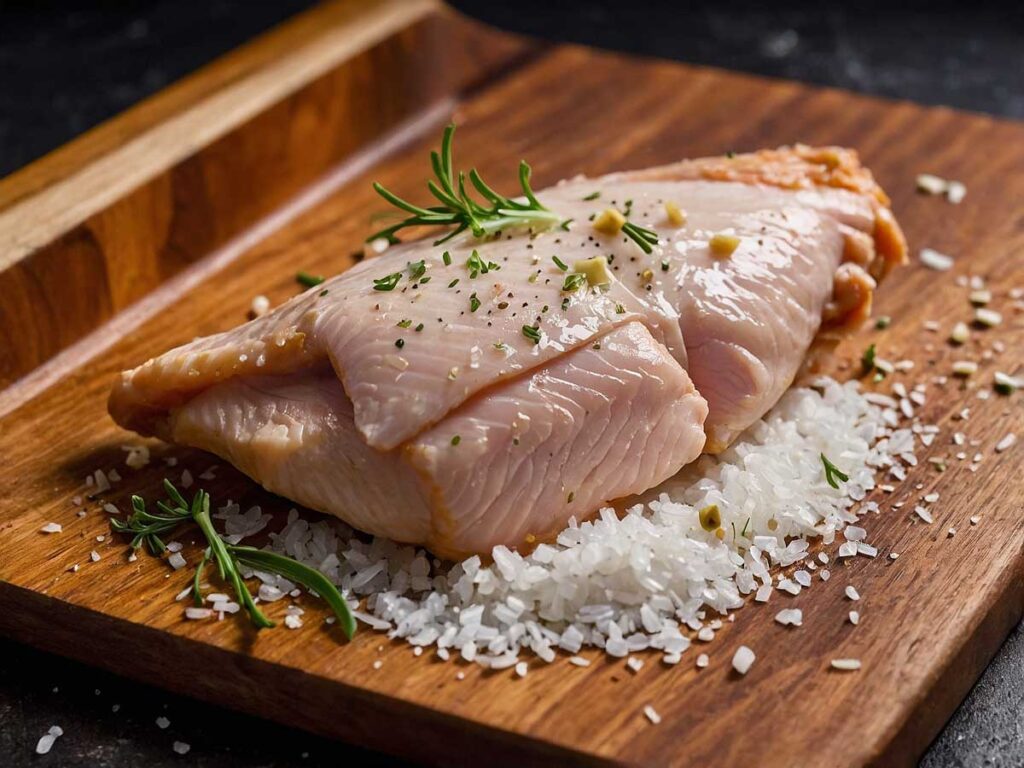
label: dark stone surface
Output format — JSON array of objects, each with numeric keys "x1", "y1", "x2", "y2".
[{"x1": 1, "y1": 1, "x2": 1022, "y2": 766}]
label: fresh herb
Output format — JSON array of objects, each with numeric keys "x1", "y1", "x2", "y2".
[
  {"x1": 442, "y1": 250, "x2": 452, "y2": 266},
  {"x1": 494, "y1": 342, "x2": 507, "y2": 351},
  {"x1": 861, "y1": 343, "x2": 877, "y2": 374},
  {"x1": 583, "y1": 191, "x2": 601, "y2": 201},
  {"x1": 408, "y1": 260, "x2": 427, "y2": 279},
  {"x1": 875, "y1": 315, "x2": 891, "y2": 330},
  {"x1": 741, "y1": 517, "x2": 751, "y2": 537},
  {"x1": 522, "y1": 324, "x2": 542, "y2": 345},
  {"x1": 552, "y1": 255, "x2": 568, "y2": 271},
  {"x1": 366, "y1": 124, "x2": 561, "y2": 245},
  {"x1": 559, "y1": 219, "x2": 574, "y2": 231},
  {"x1": 562, "y1": 273, "x2": 587, "y2": 292},
  {"x1": 615, "y1": 303, "x2": 626, "y2": 314},
  {"x1": 373, "y1": 272, "x2": 402, "y2": 292},
  {"x1": 296, "y1": 271, "x2": 324, "y2": 288},
  {"x1": 622, "y1": 221, "x2": 660, "y2": 254},
  {"x1": 109, "y1": 480, "x2": 355, "y2": 638},
  {"x1": 419, "y1": 276, "x2": 432, "y2": 284},
  {"x1": 661, "y1": 259, "x2": 670, "y2": 272},
  {"x1": 319, "y1": 289, "x2": 329, "y2": 297},
  {"x1": 448, "y1": 278, "x2": 460, "y2": 288},
  {"x1": 466, "y1": 250, "x2": 498, "y2": 278},
  {"x1": 450, "y1": 435, "x2": 461, "y2": 446},
  {"x1": 469, "y1": 293, "x2": 481, "y2": 312},
  {"x1": 821, "y1": 454, "x2": 849, "y2": 489},
  {"x1": 397, "y1": 319, "x2": 412, "y2": 328}
]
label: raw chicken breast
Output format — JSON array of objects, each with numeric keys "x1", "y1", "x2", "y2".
[
  {"x1": 168, "y1": 322, "x2": 707, "y2": 557},
  {"x1": 110, "y1": 144, "x2": 905, "y2": 555}
]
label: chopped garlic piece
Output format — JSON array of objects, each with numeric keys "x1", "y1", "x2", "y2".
[
  {"x1": 664, "y1": 201, "x2": 686, "y2": 226},
  {"x1": 592, "y1": 208, "x2": 626, "y2": 235},
  {"x1": 573, "y1": 256, "x2": 612, "y2": 287},
  {"x1": 709, "y1": 233, "x2": 740, "y2": 257}
]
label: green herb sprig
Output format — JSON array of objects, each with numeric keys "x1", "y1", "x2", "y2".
[
  {"x1": 622, "y1": 221, "x2": 660, "y2": 254},
  {"x1": 110, "y1": 480, "x2": 356, "y2": 639},
  {"x1": 820, "y1": 454, "x2": 850, "y2": 489},
  {"x1": 367, "y1": 124, "x2": 563, "y2": 246}
]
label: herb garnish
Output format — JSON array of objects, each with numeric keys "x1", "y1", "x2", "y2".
[
  {"x1": 583, "y1": 191, "x2": 601, "y2": 201},
  {"x1": 470, "y1": 293, "x2": 481, "y2": 312},
  {"x1": 562, "y1": 273, "x2": 587, "y2": 292},
  {"x1": 296, "y1": 272, "x2": 324, "y2": 288},
  {"x1": 622, "y1": 221, "x2": 659, "y2": 254},
  {"x1": 552, "y1": 255, "x2": 568, "y2": 271},
  {"x1": 861, "y1": 343, "x2": 877, "y2": 374},
  {"x1": 366, "y1": 124, "x2": 562, "y2": 245},
  {"x1": 110, "y1": 480, "x2": 355, "y2": 638},
  {"x1": 820, "y1": 454, "x2": 849, "y2": 489},
  {"x1": 373, "y1": 272, "x2": 402, "y2": 292},
  {"x1": 408, "y1": 260, "x2": 427, "y2": 279},
  {"x1": 442, "y1": 251, "x2": 452, "y2": 266},
  {"x1": 522, "y1": 324, "x2": 542, "y2": 345},
  {"x1": 451, "y1": 435, "x2": 461, "y2": 446}
]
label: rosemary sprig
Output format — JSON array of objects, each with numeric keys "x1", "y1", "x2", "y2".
[
  {"x1": 110, "y1": 480, "x2": 356, "y2": 639},
  {"x1": 367, "y1": 124, "x2": 563, "y2": 246},
  {"x1": 622, "y1": 221, "x2": 660, "y2": 254},
  {"x1": 820, "y1": 454, "x2": 850, "y2": 489}
]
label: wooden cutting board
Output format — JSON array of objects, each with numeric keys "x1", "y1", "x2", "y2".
[{"x1": 2, "y1": 2, "x2": 1023, "y2": 765}]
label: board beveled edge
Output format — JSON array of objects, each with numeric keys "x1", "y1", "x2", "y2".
[{"x1": 0, "y1": 580, "x2": 608, "y2": 768}]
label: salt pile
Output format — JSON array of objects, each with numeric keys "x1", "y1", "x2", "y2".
[{"x1": 237, "y1": 378, "x2": 909, "y2": 667}]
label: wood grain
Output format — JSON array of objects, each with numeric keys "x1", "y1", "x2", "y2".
[
  {"x1": 2, "y1": 8, "x2": 1024, "y2": 768},
  {"x1": 0, "y1": 0, "x2": 537, "y2": 389}
]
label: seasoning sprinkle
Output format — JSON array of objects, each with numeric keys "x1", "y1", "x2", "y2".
[
  {"x1": 821, "y1": 454, "x2": 849, "y2": 489},
  {"x1": 552, "y1": 255, "x2": 569, "y2": 271},
  {"x1": 522, "y1": 324, "x2": 542, "y2": 345},
  {"x1": 373, "y1": 272, "x2": 402, "y2": 292},
  {"x1": 296, "y1": 271, "x2": 324, "y2": 288}
]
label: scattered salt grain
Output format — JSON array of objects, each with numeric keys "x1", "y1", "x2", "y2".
[
  {"x1": 732, "y1": 645, "x2": 755, "y2": 675},
  {"x1": 974, "y1": 308, "x2": 1002, "y2": 327},
  {"x1": 831, "y1": 658, "x2": 862, "y2": 671},
  {"x1": 250, "y1": 295, "x2": 271, "y2": 317},
  {"x1": 995, "y1": 433, "x2": 1017, "y2": 453},
  {"x1": 168, "y1": 553, "x2": 187, "y2": 570},
  {"x1": 774, "y1": 608, "x2": 803, "y2": 627},
  {"x1": 285, "y1": 614, "x2": 303, "y2": 629},
  {"x1": 40, "y1": 522, "x2": 62, "y2": 534},
  {"x1": 180, "y1": 470, "x2": 193, "y2": 489},
  {"x1": 568, "y1": 656, "x2": 591, "y2": 667},
  {"x1": 696, "y1": 653, "x2": 709, "y2": 669},
  {"x1": 35, "y1": 726, "x2": 64, "y2": 755},
  {"x1": 849, "y1": 611, "x2": 860, "y2": 625},
  {"x1": 156, "y1": 716, "x2": 170, "y2": 729},
  {"x1": 914, "y1": 507, "x2": 934, "y2": 524},
  {"x1": 970, "y1": 516, "x2": 981, "y2": 525},
  {"x1": 626, "y1": 657, "x2": 644, "y2": 673},
  {"x1": 845, "y1": 585, "x2": 861, "y2": 601},
  {"x1": 90, "y1": 550, "x2": 101, "y2": 562},
  {"x1": 919, "y1": 248, "x2": 954, "y2": 271},
  {"x1": 185, "y1": 607, "x2": 212, "y2": 620},
  {"x1": 172, "y1": 741, "x2": 191, "y2": 755},
  {"x1": 643, "y1": 705, "x2": 662, "y2": 725}
]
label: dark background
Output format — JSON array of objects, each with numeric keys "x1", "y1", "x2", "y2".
[{"x1": 2, "y1": 1, "x2": 1022, "y2": 765}]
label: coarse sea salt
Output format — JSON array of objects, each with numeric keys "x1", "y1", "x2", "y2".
[{"x1": 215, "y1": 378, "x2": 906, "y2": 668}]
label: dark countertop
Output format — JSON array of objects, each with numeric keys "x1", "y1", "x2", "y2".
[{"x1": 2, "y1": 1, "x2": 1022, "y2": 765}]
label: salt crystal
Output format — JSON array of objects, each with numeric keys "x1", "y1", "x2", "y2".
[{"x1": 732, "y1": 645, "x2": 756, "y2": 675}]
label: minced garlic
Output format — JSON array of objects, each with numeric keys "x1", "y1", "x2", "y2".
[
  {"x1": 709, "y1": 233, "x2": 740, "y2": 257},
  {"x1": 664, "y1": 201, "x2": 686, "y2": 226},
  {"x1": 573, "y1": 256, "x2": 612, "y2": 287},
  {"x1": 698, "y1": 504, "x2": 721, "y2": 532},
  {"x1": 592, "y1": 208, "x2": 626, "y2": 235}
]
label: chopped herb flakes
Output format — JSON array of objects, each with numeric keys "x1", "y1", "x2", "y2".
[
  {"x1": 373, "y1": 272, "x2": 402, "y2": 292},
  {"x1": 821, "y1": 454, "x2": 849, "y2": 489},
  {"x1": 522, "y1": 325, "x2": 542, "y2": 345},
  {"x1": 450, "y1": 435, "x2": 461, "y2": 446},
  {"x1": 583, "y1": 191, "x2": 601, "y2": 201},
  {"x1": 397, "y1": 319, "x2": 412, "y2": 328},
  {"x1": 562, "y1": 273, "x2": 587, "y2": 292},
  {"x1": 442, "y1": 250, "x2": 452, "y2": 266},
  {"x1": 552, "y1": 255, "x2": 569, "y2": 271},
  {"x1": 296, "y1": 271, "x2": 324, "y2": 288},
  {"x1": 470, "y1": 293, "x2": 481, "y2": 312},
  {"x1": 408, "y1": 260, "x2": 427, "y2": 279},
  {"x1": 861, "y1": 343, "x2": 877, "y2": 374}
]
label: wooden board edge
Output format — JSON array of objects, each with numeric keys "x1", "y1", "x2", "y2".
[
  {"x1": 876, "y1": 541, "x2": 1024, "y2": 766},
  {"x1": 0, "y1": 0, "x2": 437, "y2": 220},
  {"x1": 0, "y1": 2, "x2": 540, "y2": 389},
  {"x1": 0, "y1": 580, "x2": 608, "y2": 767}
]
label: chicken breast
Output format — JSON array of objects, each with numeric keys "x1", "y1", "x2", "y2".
[{"x1": 110, "y1": 144, "x2": 905, "y2": 556}]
